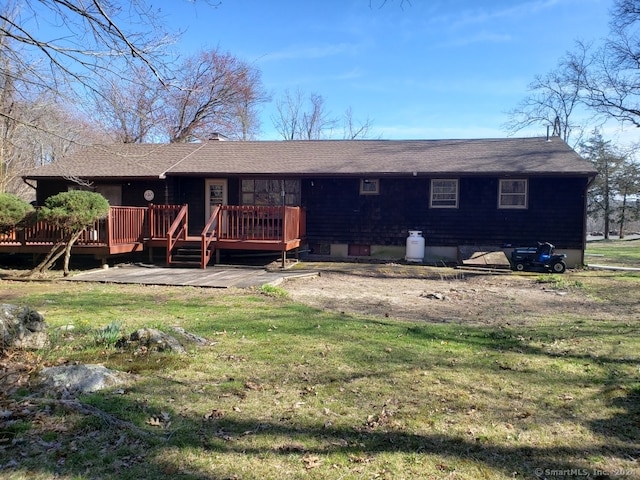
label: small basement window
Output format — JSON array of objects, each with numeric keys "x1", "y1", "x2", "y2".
[
  {"x1": 348, "y1": 244, "x2": 371, "y2": 256},
  {"x1": 360, "y1": 178, "x2": 379, "y2": 195},
  {"x1": 499, "y1": 179, "x2": 528, "y2": 209},
  {"x1": 430, "y1": 179, "x2": 458, "y2": 208}
]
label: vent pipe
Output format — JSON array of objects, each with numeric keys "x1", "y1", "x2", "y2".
[{"x1": 209, "y1": 133, "x2": 228, "y2": 141}]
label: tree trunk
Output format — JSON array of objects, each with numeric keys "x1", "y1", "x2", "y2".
[
  {"x1": 62, "y1": 230, "x2": 85, "y2": 276},
  {"x1": 30, "y1": 241, "x2": 67, "y2": 275},
  {"x1": 604, "y1": 180, "x2": 611, "y2": 240},
  {"x1": 618, "y1": 194, "x2": 628, "y2": 239}
]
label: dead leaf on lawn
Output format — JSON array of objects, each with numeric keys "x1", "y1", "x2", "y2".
[
  {"x1": 204, "y1": 409, "x2": 224, "y2": 420},
  {"x1": 330, "y1": 438, "x2": 349, "y2": 447},
  {"x1": 301, "y1": 386, "x2": 317, "y2": 396},
  {"x1": 360, "y1": 406, "x2": 393, "y2": 431},
  {"x1": 303, "y1": 454, "x2": 322, "y2": 469},
  {"x1": 146, "y1": 416, "x2": 163, "y2": 427},
  {"x1": 278, "y1": 443, "x2": 307, "y2": 453},
  {"x1": 349, "y1": 454, "x2": 373, "y2": 464}
]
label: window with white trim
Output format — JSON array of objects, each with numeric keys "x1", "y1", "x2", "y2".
[
  {"x1": 430, "y1": 179, "x2": 458, "y2": 208},
  {"x1": 360, "y1": 178, "x2": 379, "y2": 195},
  {"x1": 498, "y1": 179, "x2": 528, "y2": 209}
]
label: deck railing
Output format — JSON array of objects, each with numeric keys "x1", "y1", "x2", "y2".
[
  {"x1": 107, "y1": 206, "x2": 147, "y2": 245},
  {"x1": 201, "y1": 205, "x2": 221, "y2": 268},
  {"x1": 148, "y1": 204, "x2": 183, "y2": 239},
  {"x1": 1, "y1": 204, "x2": 305, "y2": 262},
  {"x1": 165, "y1": 205, "x2": 189, "y2": 265},
  {"x1": 216, "y1": 205, "x2": 304, "y2": 241},
  {"x1": 1, "y1": 206, "x2": 150, "y2": 247}
]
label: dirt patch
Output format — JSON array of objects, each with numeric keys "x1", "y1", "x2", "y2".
[{"x1": 281, "y1": 265, "x2": 615, "y2": 326}]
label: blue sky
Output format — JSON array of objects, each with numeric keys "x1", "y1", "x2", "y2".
[{"x1": 164, "y1": 1, "x2": 614, "y2": 140}]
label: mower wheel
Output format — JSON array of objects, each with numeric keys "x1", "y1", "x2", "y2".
[
  {"x1": 513, "y1": 262, "x2": 526, "y2": 272},
  {"x1": 551, "y1": 261, "x2": 566, "y2": 274}
]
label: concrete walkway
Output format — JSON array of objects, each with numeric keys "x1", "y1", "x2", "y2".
[
  {"x1": 69, "y1": 263, "x2": 317, "y2": 288},
  {"x1": 586, "y1": 264, "x2": 640, "y2": 272}
]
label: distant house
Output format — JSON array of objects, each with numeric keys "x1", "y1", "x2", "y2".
[{"x1": 12, "y1": 136, "x2": 596, "y2": 268}]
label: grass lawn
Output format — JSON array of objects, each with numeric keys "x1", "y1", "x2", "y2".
[
  {"x1": 0, "y1": 259, "x2": 639, "y2": 479},
  {"x1": 586, "y1": 238, "x2": 640, "y2": 267}
]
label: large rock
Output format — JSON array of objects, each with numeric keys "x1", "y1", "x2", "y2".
[
  {"x1": 38, "y1": 364, "x2": 134, "y2": 394},
  {"x1": 0, "y1": 304, "x2": 49, "y2": 350}
]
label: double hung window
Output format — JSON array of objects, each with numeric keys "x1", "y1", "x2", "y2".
[
  {"x1": 430, "y1": 179, "x2": 458, "y2": 208},
  {"x1": 498, "y1": 179, "x2": 528, "y2": 209}
]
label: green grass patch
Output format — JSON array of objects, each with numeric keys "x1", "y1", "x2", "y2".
[
  {"x1": 535, "y1": 274, "x2": 584, "y2": 289},
  {"x1": 585, "y1": 238, "x2": 640, "y2": 266},
  {"x1": 0, "y1": 274, "x2": 638, "y2": 479}
]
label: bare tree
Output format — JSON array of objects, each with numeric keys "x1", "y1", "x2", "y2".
[
  {"x1": 370, "y1": 0, "x2": 412, "y2": 8},
  {"x1": 273, "y1": 89, "x2": 377, "y2": 140},
  {"x1": 0, "y1": 0, "x2": 179, "y2": 194},
  {"x1": 1, "y1": 26, "x2": 103, "y2": 196},
  {"x1": 272, "y1": 88, "x2": 305, "y2": 140},
  {"x1": 272, "y1": 89, "x2": 337, "y2": 140},
  {"x1": 504, "y1": 44, "x2": 594, "y2": 146},
  {"x1": 89, "y1": 67, "x2": 164, "y2": 143},
  {"x1": 580, "y1": 0, "x2": 640, "y2": 127},
  {"x1": 0, "y1": 0, "x2": 174, "y2": 97},
  {"x1": 342, "y1": 106, "x2": 374, "y2": 139},
  {"x1": 301, "y1": 93, "x2": 336, "y2": 140},
  {"x1": 164, "y1": 49, "x2": 266, "y2": 143},
  {"x1": 227, "y1": 66, "x2": 270, "y2": 140}
]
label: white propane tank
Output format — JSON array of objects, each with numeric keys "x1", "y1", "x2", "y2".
[{"x1": 405, "y1": 230, "x2": 425, "y2": 262}]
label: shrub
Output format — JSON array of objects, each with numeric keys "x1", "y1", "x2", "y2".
[
  {"x1": 38, "y1": 190, "x2": 110, "y2": 232},
  {"x1": 0, "y1": 193, "x2": 34, "y2": 232}
]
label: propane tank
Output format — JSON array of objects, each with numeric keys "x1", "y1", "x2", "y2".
[{"x1": 405, "y1": 231, "x2": 425, "y2": 262}]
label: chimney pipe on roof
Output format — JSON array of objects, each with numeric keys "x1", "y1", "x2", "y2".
[{"x1": 209, "y1": 133, "x2": 228, "y2": 141}]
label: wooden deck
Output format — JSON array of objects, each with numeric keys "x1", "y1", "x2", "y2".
[
  {"x1": 0, "y1": 204, "x2": 306, "y2": 268},
  {"x1": 69, "y1": 264, "x2": 317, "y2": 288}
]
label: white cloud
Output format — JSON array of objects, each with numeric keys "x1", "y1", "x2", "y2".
[
  {"x1": 437, "y1": 31, "x2": 512, "y2": 48},
  {"x1": 258, "y1": 42, "x2": 361, "y2": 63},
  {"x1": 445, "y1": 0, "x2": 561, "y2": 30}
]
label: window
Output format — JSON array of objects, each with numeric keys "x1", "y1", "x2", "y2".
[
  {"x1": 241, "y1": 179, "x2": 300, "y2": 206},
  {"x1": 499, "y1": 179, "x2": 528, "y2": 209},
  {"x1": 430, "y1": 179, "x2": 458, "y2": 208},
  {"x1": 360, "y1": 178, "x2": 379, "y2": 195}
]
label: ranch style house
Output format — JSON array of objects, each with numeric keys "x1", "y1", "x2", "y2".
[{"x1": 2, "y1": 136, "x2": 597, "y2": 269}]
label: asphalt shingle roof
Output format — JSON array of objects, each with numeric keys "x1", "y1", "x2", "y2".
[{"x1": 24, "y1": 137, "x2": 597, "y2": 179}]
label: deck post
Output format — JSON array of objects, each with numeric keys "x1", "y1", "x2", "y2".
[{"x1": 148, "y1": 204, "x2": 155, "y2": 238}]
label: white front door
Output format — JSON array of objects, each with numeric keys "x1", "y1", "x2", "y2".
[{"x1": 205, "y1": 179, "x2": 227, "y2": 220}]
